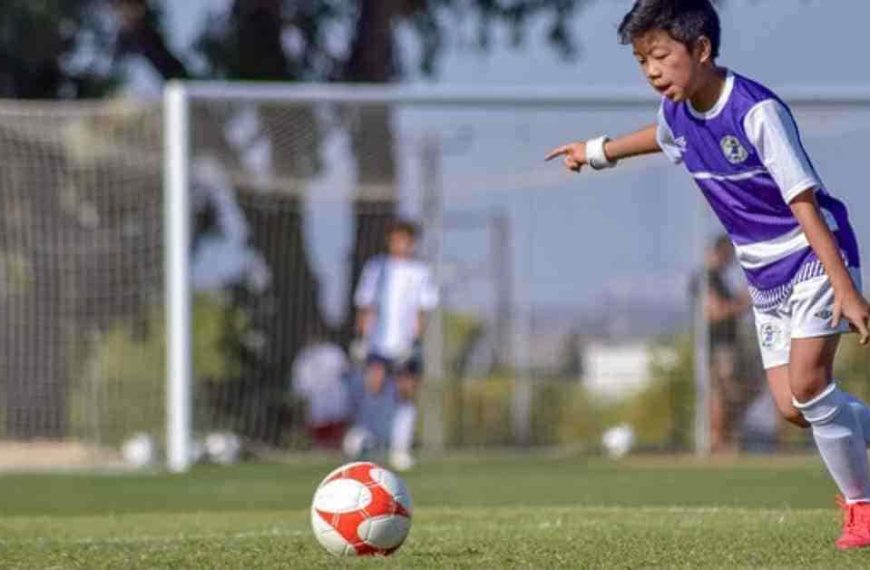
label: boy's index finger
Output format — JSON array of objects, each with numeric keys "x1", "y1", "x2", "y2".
[{"x1": 544, "y1": 145, "x2": 571, "y2": 161}]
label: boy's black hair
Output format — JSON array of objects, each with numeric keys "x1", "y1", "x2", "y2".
[{"x1": 618, "y1": 0, "x2": 721, "y2": 59}]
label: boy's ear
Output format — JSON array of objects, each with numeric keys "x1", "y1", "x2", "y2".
[{"x1": 694, "y1": 36, "x2": 713, "y2": 64}]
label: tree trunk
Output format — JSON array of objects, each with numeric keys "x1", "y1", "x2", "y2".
[{"x1": 341, "y1": 0, "x2": 401, "y2": 345}]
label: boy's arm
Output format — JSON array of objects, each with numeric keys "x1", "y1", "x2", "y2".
[
  {"x1": 353, "y1": 259, "x2": 379, "y2": 338},
  {"x1": 705, "y1": 287, "x2": 749, "y2": 322},
  {"x1": 742, "y1": 98, "x2": 869, "y2": 344},
  {"x1": 545, "y1": 124, "x2": 660, "y2": 172},
  {"x1": 415, "y1": 311, "x2": 427, "y2": 339},
  {"x1": 790, "y1": 190, "x2": 870, "y2": 344},
  {"x1": 355, "y1": 307, "x2": 374, "y2": 337},
  {"x1": 415, "y1": 267, "x2": 438, "y2": 339}
]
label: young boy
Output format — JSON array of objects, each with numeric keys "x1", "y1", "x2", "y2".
[
  {"x1": 546, "y1": 0, "x2": 870, "y2": 549},
  {"x1": 353, "y1": 219, "x2": 439, "y2": 471}
]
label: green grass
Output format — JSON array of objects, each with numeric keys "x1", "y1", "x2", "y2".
[{"x1": 1, "y1": 454, "x2": 869, "y2": 568}]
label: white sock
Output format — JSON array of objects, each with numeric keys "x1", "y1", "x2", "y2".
[
  {"x1": 391, "y1": 402, "x2": 417, "y2": 454},
  {"x1": 795, "y1": 384, "x2": 870, "y2": 503},
  {"x1": 842, "y1": 391, "x2": 870, "y2": 445}
]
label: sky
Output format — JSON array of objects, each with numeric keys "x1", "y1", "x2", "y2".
[
  {"x1": 160, "y1": 0, "x2": 870, "y2": 89},
  {"x1": 145, "y1": 0, "x2": 870, "y2": 326}
]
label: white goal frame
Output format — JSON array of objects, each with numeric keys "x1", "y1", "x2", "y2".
[{"x1": 163, "y1": 80, "x2": 870, "y2": 472}]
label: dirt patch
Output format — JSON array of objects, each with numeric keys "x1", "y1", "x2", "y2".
[{"x1": 0, "y1": 440, "x2": 126, "y2": 472}]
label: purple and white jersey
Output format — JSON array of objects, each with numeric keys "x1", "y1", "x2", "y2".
[{"x1": 657, "y1": 70, "x2": 861, "y2": 310}]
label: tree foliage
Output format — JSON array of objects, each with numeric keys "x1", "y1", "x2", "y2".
[
  {"x1": 0, "y1": 0, "x2": 117, "y2": 98},
  {"x1": 195, "y1": 0, "x2": 584, "y2": 83},
  {"x1": 0, "y1": 0, "x2": 587, "y2": 98}
]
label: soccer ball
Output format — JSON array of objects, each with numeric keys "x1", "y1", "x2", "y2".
[
  {"x1": 120, "y1": 432, "x2": 156, "y2": 469},
  {"x1": 601, "y1": 423, "x2": 635, "y2": 458},
  {"x1": 310, "y1": 461, "x2": 412, "y2": 556},
  {"x1": 204, "y1": 431, "x2": 242, "y2": 465}
]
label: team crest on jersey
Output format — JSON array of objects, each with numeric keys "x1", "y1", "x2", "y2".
[
  {"x1": 814, "y1": 309, "x2": 833, "y2": 321},
  {"x1": 759, "y1": 322, "x2": 784, "y2": 350},
  {"x1": 720, "y1": 135, "x2": 749, "y2": 164}
]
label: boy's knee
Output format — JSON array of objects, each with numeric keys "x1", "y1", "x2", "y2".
[
  {"x1": 792, "y1": 383, "x2": 844, "y2": 426},
  {"x1": 779, "y1": 406, "x2": 810, "y2": 428},
  {"x1": 772, "y1": 396, "x2": 809, "y2": 427},
  {"x1": 791, "y1": 381, "x2": 829, "y2": 406}
]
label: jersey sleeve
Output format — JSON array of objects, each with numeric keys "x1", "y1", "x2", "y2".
[
  {"x1": 656, "y1": 102, "x2": 684, "y2": 164},
  {"x1": 743, "y1": 99, "x2": 821, "y2": 204},
  {"x1": 353, "y1": 259, "x2": 380, "y2": 308},
  {"x1": 418, "y1": 266, "x2": 439, "y2": 311}
]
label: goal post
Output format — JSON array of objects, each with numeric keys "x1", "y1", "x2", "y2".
[{"x1": 164, "y1": 82, "x2": 194, "y2": 473}]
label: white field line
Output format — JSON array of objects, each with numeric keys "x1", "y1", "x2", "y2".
[
  {"x1": 0, "y1": 527, "x2": 307, "y2": 547},
  {"x1": 417, "y1": 505, "x2": 832, "y2": 516}
]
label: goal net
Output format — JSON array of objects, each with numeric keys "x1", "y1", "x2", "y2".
[{"x1": 1, "y1": 84, "x2": 868, "y2": 470}]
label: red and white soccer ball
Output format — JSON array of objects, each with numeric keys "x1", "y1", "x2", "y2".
[{"x1": 310, "y1": 461, "x2": 413, "y2": 556}]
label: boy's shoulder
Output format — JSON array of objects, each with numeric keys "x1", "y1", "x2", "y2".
[
  {"x1": 363, "y1": 254, "x2": 388, "y2": 267},
  {"x1": 728, "y1": 71, "x2": 786, "y2": 111},
  {"x1": 661, "y1": 70, "x2": 787, "y2": 123},
  {"x1": 368, "y1": 255, "x2": 430, "y2": 272}
]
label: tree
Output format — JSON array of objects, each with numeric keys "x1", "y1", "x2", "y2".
[{"x1": 0, "y1": 0, "x2": 119, "y2": 98}]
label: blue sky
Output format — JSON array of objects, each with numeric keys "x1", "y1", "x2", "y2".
[{"x1": 148, "y1": 0, "x2": 870, "y2": 323}]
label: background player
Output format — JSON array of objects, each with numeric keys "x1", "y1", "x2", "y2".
[{"x1": 352, "y1": 219, "x2": 439, "y2": 471}]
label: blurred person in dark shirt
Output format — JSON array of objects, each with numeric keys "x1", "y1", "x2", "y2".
[{"x1": 696, "y1": 234, "x2": 752, "y2": 453}]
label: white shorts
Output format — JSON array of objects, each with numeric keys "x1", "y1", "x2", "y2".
[{"x1": 753, "y1": 267, "x2": 863, "y2": 370}]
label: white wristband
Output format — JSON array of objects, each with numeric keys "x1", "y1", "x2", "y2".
[{"x1": 586, "y1": 136, "x2": 617, "y2": 170}]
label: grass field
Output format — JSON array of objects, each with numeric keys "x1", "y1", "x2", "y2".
[{"x1": 2, "y1": 453, "x2": 870, "y2": 568}]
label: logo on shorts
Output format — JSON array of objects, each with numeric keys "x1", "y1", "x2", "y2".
[
  {"x1": 721, "y1": 135, "x2": 749, "y2": 164},
  {"x1": 759, "y1": 322, "x2": 784, "y2": 350},
  {"x1": 814, "y1": 309, "x2": 833, "y2": 321}
]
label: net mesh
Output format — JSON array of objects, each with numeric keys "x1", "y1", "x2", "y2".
[
  {"x1": 0, "y1": 91, "x2": 869, "y2": 468},
  {"x1": 0, "y1": 100, "x2": 163, "y2": 465}
]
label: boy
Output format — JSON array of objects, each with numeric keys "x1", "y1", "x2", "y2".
[
  {"x1": 546, "y1": 0, "x2": 870, "y2": 549},
  {"x1": 353, "y1": 219, "x2": 438, "y2": 471}
]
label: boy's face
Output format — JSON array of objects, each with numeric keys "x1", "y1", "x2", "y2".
[
  {"x1": 632, "y1": 29, "x2": 711, "y2": 103},
  {"x1": 388, "y1": 231, "x2": 415, "y2": 258}
]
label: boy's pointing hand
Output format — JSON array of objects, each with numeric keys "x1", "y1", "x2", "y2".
[{"x1": 545, "y1": 142, "x2": 587, "y2": 173}]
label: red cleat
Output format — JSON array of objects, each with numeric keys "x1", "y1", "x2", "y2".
[{"x1": 835, "y1": 495, "x2": 870, "y2": 550}]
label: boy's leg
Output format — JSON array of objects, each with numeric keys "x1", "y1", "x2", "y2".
[
  {"x1": 756, "y1": 268, "x2": 870, "y2": 443},
  {"x1": 709, "y1": 385, "x2": 727, "y2": 452},
  {"x1": 342, "y1": 366, "x2": 375, "y2": 458},
  {"x1": 843, "y1": 392, "x2": 870, "y2": 443},
  {"x1": 365, "y1": 359, "x2": 387, "y2": 394},
  {"x1": 390, "y1": 373, "x2": 419, "y2": 472},
  {"x1": 791, "y1": 335, "x2": 870, "y2": 503},
  {"x1": 790, "y1": 268, "x2": 870, "y2": 445},
  {"x1": 764, "y1": 365, "x2": 809, "y2": 427}
]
